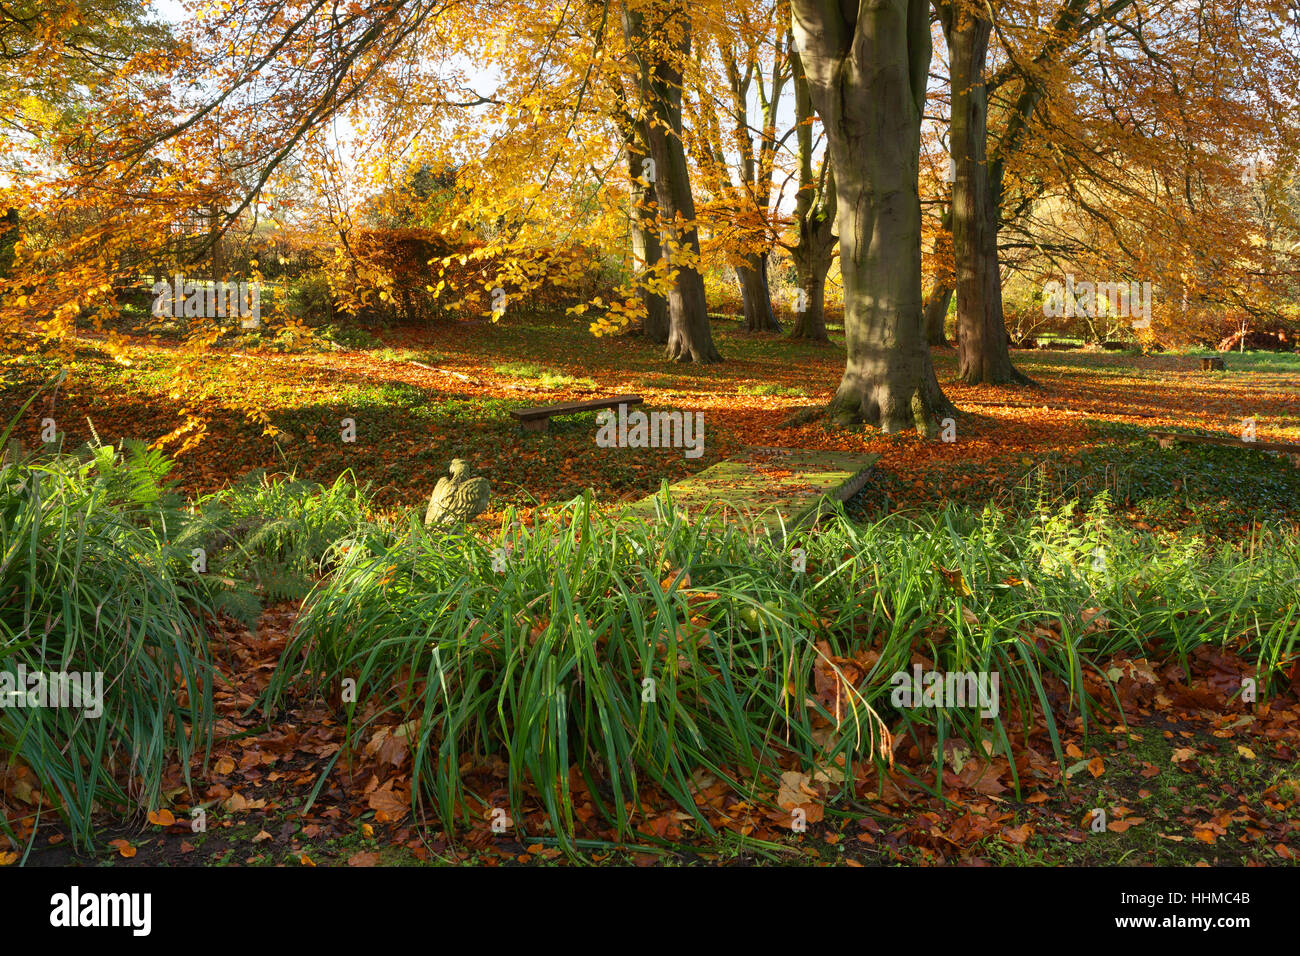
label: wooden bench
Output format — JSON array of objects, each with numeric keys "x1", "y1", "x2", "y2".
[
  {"x1": 510, "y1": 395, "x2": 643, "y2": 433},
  {"x1": 1200, "y1": 357, "x2": 1226, "y2": 371},
  {"x1": 1150, "y1": 430, "x2": 1300, "y2": 466}
]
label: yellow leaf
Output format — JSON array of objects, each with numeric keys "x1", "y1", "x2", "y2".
[{"x1": 935, "y1": 565, "x2": 972, "y2": 595}]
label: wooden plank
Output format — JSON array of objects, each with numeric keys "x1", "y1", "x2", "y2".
[{"x1": 509, "y1": 394, "x2": 643, "y2": 422}]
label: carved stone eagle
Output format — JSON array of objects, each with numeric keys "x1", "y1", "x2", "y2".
[{"x1": 424, "y1": 458, "x2": 491, "y2": 527}]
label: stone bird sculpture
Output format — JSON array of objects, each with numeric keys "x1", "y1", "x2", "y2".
[{"x1": 425, "y1": 458, "x2": 490, "y2": 526}]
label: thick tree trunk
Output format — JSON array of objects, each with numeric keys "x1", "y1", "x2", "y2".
[
  {"x1": 924, "y1": 205, "x2": 953, "y2": 347},
  {"x1": 923, "y1": 279, "x2": 953, "y2": 346},
  {"x1": 736, "y1": 254, "x2": 781, "y2": 332},
  {"x1": 788, "y1": 50, "x2": 836, "y2": 344},
  {"x1": 790, "y1": 251, "x2": 829, "y2": 341},
  {"x1": 626, "y1": 131, "x2": 670, "y2": 343},
  {"x1": 946, "y1": 7, "x2": 1030, "y2": 385},
  {"x1": 623, "y1": 1, "x2": 721, "y2": 363},
  {"x1": 792, "y1": 0, "x2": 954, "y2": 433}
]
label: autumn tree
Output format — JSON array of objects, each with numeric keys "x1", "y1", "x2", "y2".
[
  {"x1": 784, "y1": 42, "x2": 837, "y2": 342},
  {"x1": 791, "y1": 0, "x2": 954, "y2": 432},
  {"x1": 999, "y1": 1, "x2": 1300, "y2": 347},
  {"x1": 689, "y1": 1, "x2": 789, "y2": 333},
  {"x1": 616, "y1": 107, "x2": 671, "y2": 342},
  {"x1": 622, "y1": 0, "x2": 721, "y2": 362},
  {"x1": 931, "y1": 0, "x2": 1159, "y2": 384}
]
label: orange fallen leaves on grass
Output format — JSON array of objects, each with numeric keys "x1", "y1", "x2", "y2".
[
  {"x1": 367, "y1": 784, "x2": 411, "y2": 824},
  {"x1": 1000, "y1": 823, "x2": 1034, "y2": 845},
  {"x1": 1107, "y1": 817, "x2": 1145, "y2": 833}
]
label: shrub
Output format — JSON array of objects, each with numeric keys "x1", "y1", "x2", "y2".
[
  {"x1": 316, "y1": 323, "x2": 382, "y2": 351},
  {"x1": 287, "y1": 271, "x2": 337, "y2": 327},
  {"x1": 190, "y1": 471, "x2": 373, "y2": 622}
]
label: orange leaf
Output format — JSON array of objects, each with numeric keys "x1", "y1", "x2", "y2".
[
  {"x1": 1107, "y1": 817, "x2": 1146, "y2": 833},
  {"x1": 1000, "y1": 823, "x2": 1033, "y2": 845}
]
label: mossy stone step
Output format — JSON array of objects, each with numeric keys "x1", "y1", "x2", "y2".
[{"x1": 621, "y1": 447, "x2": 879, "y2": 532}]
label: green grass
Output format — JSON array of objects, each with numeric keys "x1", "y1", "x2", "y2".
[
  {"x1": 1157, "y1": 348, "x2": 1300, "y2": 374},
  {"x1": 190, "y1": 470, "x2": 373, "y2": 620},
  {"x1": 5, "y1": 427, "x2": 1296, "y2": 858},
  {"x1": 0, "y1": 398, "x2": 378, "y2": 849},
  {"x1": 737, "y1": 383, "x2": 808, "y2": 397},
  {"x1": 375, "y1": 347, "x2": 449, "y2": 366},
  {"x1": 851, "y1": 421, "x2": 1300, "y2": 537},
  {"x1": 492, "y1": 362, "x2": 596, "y2": 390},
  {"x1": 264, "y1": 486, "x2": 1300, "y2": 854}
]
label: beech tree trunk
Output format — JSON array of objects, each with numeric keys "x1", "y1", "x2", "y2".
[
  {"x1": 626, "y1": 128, "x2": 669, "y2": 343},
  {"x1": 623, "y1": 0, "x2": 720, "y2": 363},
  {"x1": 924, "y1": 205, "x2": 953, "y2": 347},
  {"x1": 943, "y1": 5, "x2": 1030, "y2": 385},
  {"x1": 736, "y1": 254, "x2": 781, "y2": 332},
  {"x1": 788, "y1": 50, "x2": 836, "y2": 343},
  {"x1": 790, "y1": 250, "x2": 830, "y2": 341},
  {"x1": 923, "y1": 279, "x2": 953, "y2": 346},
  {"x1": 792, "y1": 0, "x2": 953, "y2": 433}
]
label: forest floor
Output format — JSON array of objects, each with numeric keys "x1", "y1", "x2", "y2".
[
  {"x1": 3, "y1": 313, "x2": 1299, "y2": 866},
  {"x1": 4, "y1": 312, "x2": 1299, "y2": 534},
  {"x1": 19, "y1": 602, "x2": 1300, "y2": 867}
]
